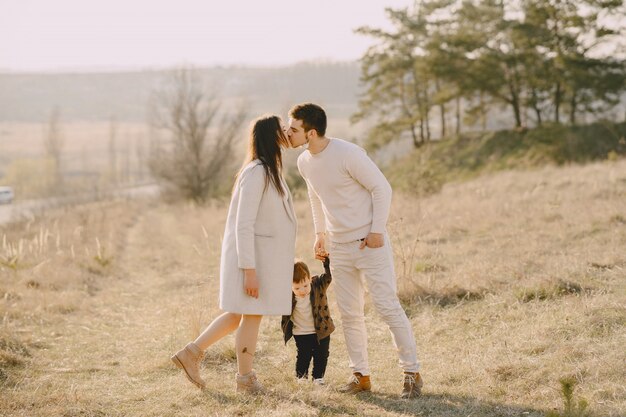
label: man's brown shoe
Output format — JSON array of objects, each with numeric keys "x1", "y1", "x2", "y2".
[
  {"x1": 171, "y1": 342, "x2": 206, "y2": 389},
  {"x1": 401, "y1": 372, "x2": 423, "y2": 399},
  {"x1": 338, "y1": 372, "x2": 371, "y2": 394}
]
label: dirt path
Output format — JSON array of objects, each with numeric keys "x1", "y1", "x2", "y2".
[{"x1": 5, "y1": 204, "x2": 223, "y2": 416}]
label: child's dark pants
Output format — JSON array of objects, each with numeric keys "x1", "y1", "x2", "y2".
[{"x1": 293, "y1": 334, "x2": 330, "y2": 379}]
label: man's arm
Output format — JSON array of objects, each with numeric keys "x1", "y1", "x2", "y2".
[
  {"x1": 345, "y1": 148, "x2": 392, "y2": 241},
  {"x1": 305, "y1": 178, "x2": 325, "y2": 237},
  {"x1": 298, "y1": 158, "x2": 327, "y2": 259}
]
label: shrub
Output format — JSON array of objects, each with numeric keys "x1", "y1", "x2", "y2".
[{"x1": 546, "y1": 377, "x2": 590, "y2": 417}]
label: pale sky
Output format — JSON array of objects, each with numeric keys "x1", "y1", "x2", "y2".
[{"x1": 0, "y1": 0, "x2": 413, "y2": 72}]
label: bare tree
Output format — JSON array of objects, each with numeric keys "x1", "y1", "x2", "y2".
[
  {"x1": 108, "y1": 116, "x2": 118, "y2": 185},
  {"x1": 44, "y1": 107, "x2": 64, "y2": 192},
  {"x1": 135, "y1": 132, "x2": 146, "y2": 182},
  {"x1": 122, "y1": 133, "x2": 131, "y2": 184},
  {"x1": 148, "y1": 68, "x2": 248, "y2": 202}
]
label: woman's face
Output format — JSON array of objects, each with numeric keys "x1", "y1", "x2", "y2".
[{"x1": 280, "y1": 120, "x2": 291, "y2": 148}]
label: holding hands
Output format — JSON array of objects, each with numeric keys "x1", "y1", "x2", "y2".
[{"x1": 314, "y1": 233, "x2": 328, "y2": 260}]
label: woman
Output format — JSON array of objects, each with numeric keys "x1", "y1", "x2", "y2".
[{"x1": 171, "y1": 115, "x2": 297, "y2": 393}]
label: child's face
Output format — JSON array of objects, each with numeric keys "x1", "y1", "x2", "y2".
[{"x1": 292, "y1": 277, "x2": 311, "y2": 298}]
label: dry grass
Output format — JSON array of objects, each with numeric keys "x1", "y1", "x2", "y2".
[
  {"x1": 1, "y1": 159, "x2": 625, "y2": 416},
  {"x1": 0, "y1": 122, "x2": 160, "y2": 200},
  {"x1": 0, "y1": 122, "x2": 147, "y2": 166}
]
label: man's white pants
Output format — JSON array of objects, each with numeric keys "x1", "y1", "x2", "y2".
[{"x1": 329, "y1": 234, "x2": 420, "y2": 376}]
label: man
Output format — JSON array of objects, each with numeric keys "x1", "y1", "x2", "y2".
[{"x1": 287, "y1": 103, "x2": 423, "y2": 398}]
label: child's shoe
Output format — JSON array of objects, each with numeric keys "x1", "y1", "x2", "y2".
[
  {"x1": 296, "y1": 377, "x2": 308, "y2": 384},
  {"x1": 337, "y1": 372, "x2": 371, "y2": 394},
  {"x1": 313, "y1": 378, "x2": 325, "y2": 386},
  {"x1": 236, "y1": 370, "x2": 264, "y2": 394}
]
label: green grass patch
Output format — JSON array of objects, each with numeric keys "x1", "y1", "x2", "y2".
[
  {"x1": 516, "y1": 280, "x2": 586, "y2": 303},
  {"x1": 546, "y1": 377, "x2": 591, "y2": 417},
  {"x1": 386, "y1": 121, "x2": 626, "y2": 196}
]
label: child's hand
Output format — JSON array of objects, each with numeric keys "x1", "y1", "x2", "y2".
[
  {"x1": 315, "y1": 249, "x2": 329, "y2": 258},
  {"x1": 314, "y1": 234, "x2": 327, "y2": 260}
]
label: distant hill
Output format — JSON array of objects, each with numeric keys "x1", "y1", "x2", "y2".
[
  {"x1": 385, "y1": 121, "x2": 626, "y2": 197},
  {"x1": 0, "y1": 62, "x2": 361, "y2": 122}
]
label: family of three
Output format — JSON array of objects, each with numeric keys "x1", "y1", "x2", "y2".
[{"x1": 171, "y1": 103, "x2": 423, "y2": 399}]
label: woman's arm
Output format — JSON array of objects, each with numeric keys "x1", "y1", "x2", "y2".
[{"x1": 235, "y1": 164, "x2": 265, "y2": 297}]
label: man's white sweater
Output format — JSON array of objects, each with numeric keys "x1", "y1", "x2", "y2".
[{"x1": 297, "y1": 138, "x2": 392, "y2": 243}]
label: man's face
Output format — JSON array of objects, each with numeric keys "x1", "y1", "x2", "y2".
[
  {"x1": 287, "y1": 118, "x2": 308, "y2": 148},
  {"x1": 292, "y1": 277, "x2": 311, "y2": 298}
]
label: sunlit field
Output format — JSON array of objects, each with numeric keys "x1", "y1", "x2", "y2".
[
  {"x1": 1, "y1": 159, "x2": 625, "y2": 416},
  {"x1": 0, "y1": 119, "x2": 367, "y2": 201}
]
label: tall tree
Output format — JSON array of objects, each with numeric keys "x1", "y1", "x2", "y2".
[
  {"x1": 355, "y1": 4, "x2": 446, "y2": 148},
  {"x1": 522, "y1": 0, "x2": 626, "y2": 123},
  {"x1": 354, "y1": 0, "x2": 626, "y2": 149}
]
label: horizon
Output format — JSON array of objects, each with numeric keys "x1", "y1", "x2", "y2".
[{"x1": 0, "y1": 58, "x2": 360, "y2": 75}]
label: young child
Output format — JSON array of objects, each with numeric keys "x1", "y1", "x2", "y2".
[{"x1": 281, "y1": 256, "x2": 335, "y2": 385}]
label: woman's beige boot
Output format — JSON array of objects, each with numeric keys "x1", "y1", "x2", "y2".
[
  {"x1": 236, "y1": 370, "x2": 264, "y2": 394},
  {"x1": 171, "y1": 342, "x2": 206, "y2": 389}
]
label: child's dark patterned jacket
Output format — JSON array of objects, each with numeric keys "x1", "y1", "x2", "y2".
[{"x1": 281, "y1": 257, "x2": 335, "y2": 343}]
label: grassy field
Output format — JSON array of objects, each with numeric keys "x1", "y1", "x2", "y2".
[{"x1": 1, "y1": 159, "x2": 625, "y2": 416}]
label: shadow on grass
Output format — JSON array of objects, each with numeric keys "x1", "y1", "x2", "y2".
[
  {"x1": 215, "y1": 387, "x2": 547, "y2": 417},
  {"x1": 189, "y1": 366, "x2": 548, "y2": 417},
  {"x1": 201, "y1": 389, "x2": 239, "y2": 405},
  {"x1": 356, "y1": 391, "x2": 545, "y2": 417}
]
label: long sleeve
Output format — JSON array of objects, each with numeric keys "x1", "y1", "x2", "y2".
[
  {"x1": 305, "y1": 178, "x2": 325, "y2": 235},
  {"x1": 344, "y1": 149, "x2": 392, "y2": 234},
  {"x1": 317, "y1": 257, "x2": 332, "y2": 289},
  {"x1": 235, "y1": 164, "x2": 265, "y2": 269},
  {"x1": 298, "y1": 158, "x2": 325, "y2": 235}
]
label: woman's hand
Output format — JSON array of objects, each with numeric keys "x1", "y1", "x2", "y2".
[{"x1": 243, "y1": 269, "x2": 259, "y2": 298}]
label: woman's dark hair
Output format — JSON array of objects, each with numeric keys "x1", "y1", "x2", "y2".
[
  {"x1": 289, "y1": 103, "x2": 327, "y2": 136},
  {"x1": 238, "y1": 115, "x2": 289, "y2": 196}
]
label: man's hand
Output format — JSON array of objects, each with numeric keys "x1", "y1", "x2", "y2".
[
  {"x1": 359, "y1": 232, "x2": 384, "y2": 249},
  {"x1": 314, "y1": 232, "x2": 328, "y2": 260},
  {"x1": 243, "y1": 269, "x2": 259, "y2": 298}
]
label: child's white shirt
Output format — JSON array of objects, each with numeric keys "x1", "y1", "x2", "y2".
[{"x1": 292, "y1": 295, "x2": 316, "y2": 335}]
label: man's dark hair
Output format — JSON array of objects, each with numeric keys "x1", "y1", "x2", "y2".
[{"x1": 289, "y1": 103, "x2": 327, "y2": 137}]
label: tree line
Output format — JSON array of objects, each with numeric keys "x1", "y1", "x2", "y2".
[{"x1": 353, "y1": 0, "x2": 626, "y2": 149}]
